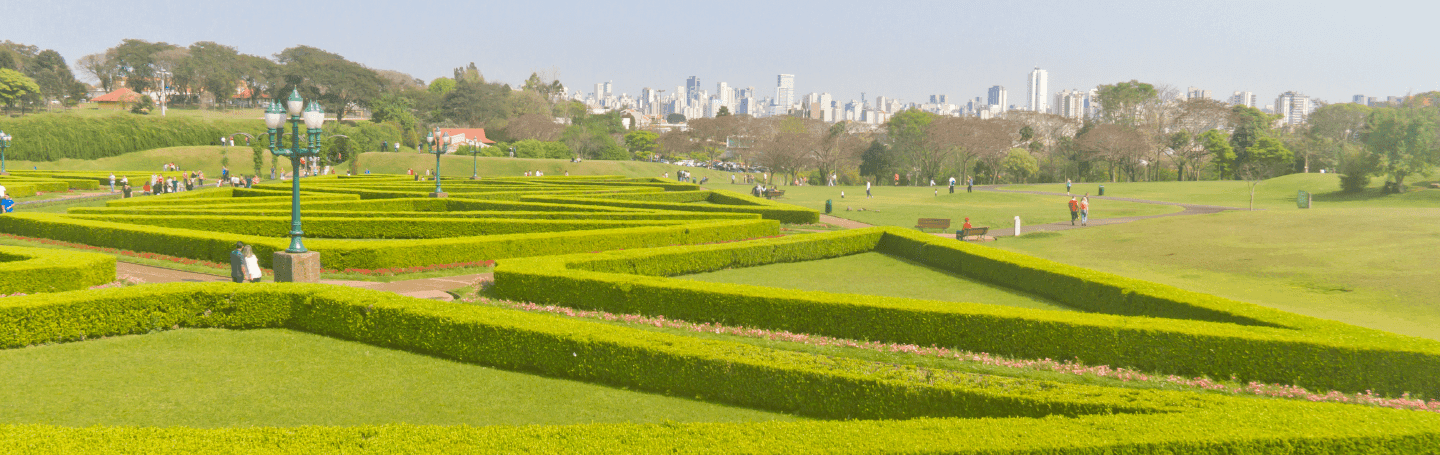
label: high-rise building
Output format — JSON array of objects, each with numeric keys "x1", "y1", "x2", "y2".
[
  {"x1": 603, "y1": 81, "x2": 613, "y2": 98},
  {"x1": 929, "y1": 94, "x2": 949, "y2": 104},
  {"x1": 716, "y1": 82, "x2": 732, "y2": 110},
  {"x1": 686, "y1": 76, "x2": 701, "y2": 104},
  {"x1": 1054, "y1": 89, "x2": 1084, "y2": 118},
  {"x1": 987, "y1": 86, "x2": 1008, "y2": 112},
  {"x1": 775, "y1": 74, "x2": 795, "y2": 116},
  {"x1": 1275, "y1": 91, "x2": 1311, "y2": 126},
  {"x1": 1027, "y1": 67, "x2": 1048, "y2": 113},
  {"x1": 1084, "y1": 89, "x2": 1100, "y2": 118},
  {"x1": 1229, "y1": 91, "x2": 1256, "y2": 107},
  {"x1": 1353, "y1": 95, "x2": 1367, "y2": 104},
  {"x1": 1186, "y1": 87, "x2": 1212, "y2": 100}
]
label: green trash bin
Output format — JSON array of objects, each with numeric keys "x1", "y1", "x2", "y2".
[
  {"x1": 825, "y1": 199, "x2": 832, "y2": 214},
  {"x1": 1098, "y1": 185, "x2": 1105, "y2": 196}
]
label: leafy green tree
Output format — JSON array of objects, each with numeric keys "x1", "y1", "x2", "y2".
[
  {"x1": 428, "y1": 77, "x2": 456, "y2": 95},
  {"x1": 1363, "y1": 107, "x2": 1440, "y2": 193},
  {"x1": 886, "y1": 109, "x2": 938, "y2": 181},
  {"x1": 666, "y1": 113, "x2": 686, "y2": 123},
  {"x1": 439, "y1": 76, "x2": 511, "y2": 127},
  {"x1": 716, "y1": 106, "x2": 731, "y2": 117},
  {"x1": 858, "y1": 140, "x2": 892, "y2": 183},
  {"x1": 1238, "y1": 136, "x2": 1294, "y2": 210},
  {"x1": 370, "y1": 92, "x2": 418, "y2": 132},
  {"x1": 1228, "y1": 105, "x2": 1274, "y2": 172},
  {"x1": 624, "y1": 130, "x2": 658, "y2": 157},
  {"x1": 1199, "y1": 129, "x2": 1234, "y2": 180},
  {"x1": 275, "y1": 46, "x2": 384, "y2": 121},
  {"x1": 185, "y1": 42, "x2": 242, "y2": 109},
  {"x1": 1095, "y1": 80, "x2": 1157, "y2": 126},
  {"x1": 1002, "y1": 148, "x2": 1039, "y2": 183},
  {"x1": 1308, "y1": 103, "x2": 1370, "y2": 168},
  {"x1": 0, "y1": 68, "x2": 40, "y2": 114},
  {"x1": 111, "y1": 39, "x2": 179, "y2": 94}
]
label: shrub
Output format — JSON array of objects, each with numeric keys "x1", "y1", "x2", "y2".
[
  {"x1": 0, "y1": 245, "x2": 115, "y2": 294},
  {"x1": 0, "y1": 115, "x2": 265, "y2": 161}
]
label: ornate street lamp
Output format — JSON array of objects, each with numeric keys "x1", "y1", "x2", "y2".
[
  {"x1": 468, "y1": 139, "x2": 481, "y2": 180},
  {"x1": 0, "y1": 131, "x2": 10, "y2": 175},
  {"x1": 425, "y1": 127, "x2": 449, "y2": 197},
  {"x1": 264, "y1": 88, "x2": 325, "y2": 282}
]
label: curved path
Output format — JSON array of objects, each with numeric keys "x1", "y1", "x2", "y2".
[{"x1": 821, "y1": 185, "x2": 1246, "y2": 238}]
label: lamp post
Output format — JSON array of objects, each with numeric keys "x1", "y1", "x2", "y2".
[
  {"x1": 425, "y1": 127, "x2": 449, "y2": 197},
  {"x1": 469, "y1": 139, "x2": 481, "y2": 180},
  {"x1": 157, "y1": 69, "x2": 170, "y2": 117},
  {"x1": 263, "y1": 88, "x2": 325, "y2": 282},
  {"x1": 0, "y1": 131, "x2": 10, "y2": 175}
]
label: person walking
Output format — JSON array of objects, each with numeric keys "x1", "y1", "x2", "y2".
[
  {"x1": 966, "y1": 176, "x2": 973, "y2": 193},
  {"x1": 229, "y1": 242, "x2": 247, "y2": 283},
  {"x1": 109, "y1": 173, "x2": 116, "y2": 193},
  {"x1": 1068, "y1": 197, "x2": 1080, "y2": 225},
  {"x1": 865, "y1": 180, "x2": 872, "y2": 198},
  {"x1": 1080, "y1": 194, "x2": 1090, "y2": 226},
  {"x1": 1066, "y1": 178, "x2": 1072, "y2": 195},
  {"x1": 242, "y1": 244, "x2": 262, "y2": 283}
]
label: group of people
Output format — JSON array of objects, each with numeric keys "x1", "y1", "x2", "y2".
[
  {"x1": 229, "y1": 242, "x2": 264, "y2": 283},
  {"x1": 1068, "y1": 195, "x2": 1091, "y2": 226},
  {"x1": 0, "y1": 184, "x2": 12, "y2": 213}
]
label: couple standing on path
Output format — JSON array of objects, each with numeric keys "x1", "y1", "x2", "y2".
[
  {"x1": 1068, "y1": 195, "x2": 1090, "y2": 226},
  {"x1": 229, "y1": 242, "x2": 263, "y2": 283}
]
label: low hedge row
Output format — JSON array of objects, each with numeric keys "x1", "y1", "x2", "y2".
[
  {"x1": 523, "y1": 189, "x2": 819, "y2": 224},
  {"x1": 0, "y1": 245, "x2": 115, "y2": 294},
  {"x1": 69, "y1": 207, "x2": 760, "y2": 221},
  {"x1": 105, "y1": 193, "x2": 358, "y2": 207},
  {"x1": 0, "y1": 178, "x2": 69, "y2": 193},
  {"x1": 0, "y1": 213, "x2": 778, "y2": 270},
  {"x1": 67, "y1": 214, "x2": 692, "y2": 239},
  {"x1": 491, "y1": 227, "x2": 1440, "y2": 398},
  {"x1": 0, "y1": 284, "x2": 1437, "y2": 453}
]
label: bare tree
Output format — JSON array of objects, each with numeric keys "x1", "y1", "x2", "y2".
[
  {"x1": 76, "y1": 52, "x2": 117, "y2": 92},
  {"x1": 1078, "y1": 124, "x2": 1151, "y2": 182},
  {"x1": 506, "y1": 113, "x2": 566, "y2": 141},
  {"x1": 748, "y1": 116, "x2": 821, "y2": 185},
  {"x1": 1168, "y1": 98, "x2": 1232, "y2": 180},
  {"x1": 926, "y1": 116, "x2": 1017, "y2": 183},
  {"x1": 809, "y1": 121, "x2": 868, "y2": 183}
]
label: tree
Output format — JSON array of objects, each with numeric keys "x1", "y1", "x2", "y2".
[
  {"x1": 1228, "y1": 105, "x2": 1274, "y2": 173},
  {"x1": 111, "y1": 39, "x2": 179, "y2": 94},
  {"x1": 439, "y1": 76, "x2": 510, "y2": 127},
  {"x1": 77, "y1": 52, "x2": 117, "y2": 92},
  {"x1": 858, "y1": 140, "x2": 891, "y2": 183},
  {"x1": 1169, "y1": 98, "x2": 1231, "y2": 180},
  {"x1": 1308, "y1": 102, "x2": 1371, "y2": 174},
  {"x1": 624, "y1": 130, "x2": 658, "y2": 157},
  {"x1": 1238, "y1": 136, "x2": 1293, "y2": 210},
  {"x1": 506, "y1": 113, "x2": 565, "y2": 142},
  {"x1": 750, "y1": 116, "x2": 820, "y2": 185},
  {"x1": 716, "y1": 106, "x2": 731, "y2": 117},
  {"x1": 275, "y1": 46, "x2": 385, "y2": 121},
  {"x1": 1362, "y1": 107, "x2": 1439, "y2": 193},
  {"x1": 1199, "y1": 129, "x2": 1234, "y2": 180},
  {"x1": 666, "y1": 113, "x2": 686, "y2": 123},
  {"x1": 428, "y1": 77, "x2": 456, "y2": 95},
  {"x1": 1002, "y1": 148, "x2": 1039, "y2": 183},
  {"x1": 1094, "y1": 80, "x2": 1157, "y2": 126},
  {"x1": 811, "y1": 121, "x2": 866, "y2": 184},
  {"x1": 0, "y1": 68, "x2": 40, "y2": 114},
  {"x1": 369, "y1": 92, "x2": 418, "y2": 132},
  {"x1": 1077, "y1": 123, "x2": 1150, "y2": 182},
  {"x1": 185, "y1": 42, "x2": 243, "y2": 109}
]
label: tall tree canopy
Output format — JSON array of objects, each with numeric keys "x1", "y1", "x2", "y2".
[{"x1": 275, "y1": 46, "x2": 384, "y2": 121}]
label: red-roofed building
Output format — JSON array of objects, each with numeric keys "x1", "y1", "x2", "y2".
[
  {"x1": 92, "y1": 88, "x2": 142, "y2": 110},
  {"x1": 435, "y1": 128, "x2": 497, "y2": 153}
]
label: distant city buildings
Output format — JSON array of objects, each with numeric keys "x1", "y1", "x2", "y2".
[
  {"x1": 1275, "y1": 91, "x2": 1311, "y2": 126},
  {"x1": 1054, "y1": 89, "x2": 1084, "y2": 118},
  {"x1": 1229, "y1": 91, "x2": 1256, "y2": 108},
  {"x1": 1186, "y1": 87, "x2": 1212, "y2": 100},
  {"x1": 774, "y1": 74, "x2": 794, "y2": 116},
  {"x1": 1027, "y1": 67, "x2": 1048, "y2": 113},
  {"x1": 987, "y1": 86, "x2": 1007, "y2": 114}
]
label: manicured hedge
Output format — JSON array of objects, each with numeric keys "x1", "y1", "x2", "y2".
[
  {"x1": 105, "y1": 193, "x2": 358, "y2": 207},
  {"x1": 67, "y1": 214, "x2": 692, "y2": 239},
  {"x1": 0, "y1": 213, "x2": 777, "y2": 270},
  {"x1": 0, "y1": 245, "x2": 114, "y2": 294},
  {"x1": 0, "y1": 283, "x2": 1437, "y2": 453},
  {"x1": 69, "y1": 207, "x2": 760, "y2": 221},
  {"x1": 492, "y1": 227, "x2": 1440, "y2": 398},
  {"x1": 0, "y1": 115, "x2": 264, "y2": 161},
  {"x1": 523, "y1": 189, "x2": 819, "y2": 224}
]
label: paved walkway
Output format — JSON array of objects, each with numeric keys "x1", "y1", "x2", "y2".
[
  {"x1": 116, "y1": 262, "x2": 492, "y2": 301},
  {"x1": 819, "y1": 186, "x2": 1245, "y2": 239}
]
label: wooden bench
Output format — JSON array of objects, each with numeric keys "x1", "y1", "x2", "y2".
[
  {"x1": 915, "y1": 218, "x2": 951, "y2": 232},
  {"x1": 765, "y1": 189, "x2": 786, "y2": 199},
  {"x1": 957, "y1": 226, "x2": 990, "y2": 241}
]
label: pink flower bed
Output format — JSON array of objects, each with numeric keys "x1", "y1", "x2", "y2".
[{"x1": 459, "y1": 294, "x2": 1440, "y2": 413}]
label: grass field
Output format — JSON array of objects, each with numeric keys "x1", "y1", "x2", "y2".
[
  {"x1": 996, "y1": 207, "x2": 1440, "y2": 342},
  {"x1": 678, "y1": 252, "x2": 1072, "y2": 312},
  {"x1": 1002, "y1": 173, "x2": 1440, "y2": 210},
  {"x1": 750, "y1": 183, "x2": 1182, "y2": 230},
  {"x1": 0, "y1": 328, "x2": 799, "y2": 427}
]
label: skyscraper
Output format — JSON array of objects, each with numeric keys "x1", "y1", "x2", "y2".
[
  {"x1": 775, "y1": 74, "x2": 795, "y2": 116},
  {"x1": 987, "y1": 86, "x2": 1007, "y2": 112},
  {"x1": 1054, "y1": 89, "x2": 1084, "y2": 118},
  {"x1": 717, "y1": 82, "x2": 732, "y2": 110},
  {"x1": 1230, "y1": 91, "x2": 1256, "y2": 107},
  {"x1": 1186, "y1": 87, "x2": 1212, "y2": 100},
  {"x1": 1027, "y1": 68, "x2": 1048, "y2": 113},
  {"x1": 1275, "y1": 91, "x2": 1311, "y2": 126},
  {"x1": 1353, "y1": 95, "x2": 1367, "y2": 104},
  {"x1": 686, "y1": 76, "x2": 701, "y2": 104}
]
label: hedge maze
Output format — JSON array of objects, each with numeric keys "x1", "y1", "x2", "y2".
[{"x1": 2, "y1": 173, "x2": 1439, "y2": 452}]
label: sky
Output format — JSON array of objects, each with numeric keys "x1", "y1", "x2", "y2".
[{"x1": 7, "y1": 0, "x2": 1437, "y2": 108}]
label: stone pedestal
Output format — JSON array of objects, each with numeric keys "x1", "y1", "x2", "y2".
[
  {"x1": 429, "y1": 192, "x2": 448, "y2": 198},
  {"x1": 273, "y1": 251, "x2": 322, "y2": 283}
]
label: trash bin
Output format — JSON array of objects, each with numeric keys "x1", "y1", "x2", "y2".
[
  {"x1": 1297, "y1": 190, "x2": 1311, "y2": 209},
  {"x1": 1098, "y1": 185, "x2": 1105, "y2": 196},
  {"x1": 825, "y1": 199, "x2": 832, "y2": 214}
]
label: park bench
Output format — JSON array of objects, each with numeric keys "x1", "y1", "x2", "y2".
[
  {"x1": 765, "y1": 189, "x2": 786, "y2": 199},
  {"x1": 915, "y1": 218, "x2": 951, "y2": 232},
  {"x1": 957, "y1": 226, "x2": 990, "y2": 241}
]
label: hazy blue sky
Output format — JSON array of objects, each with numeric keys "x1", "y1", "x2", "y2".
[{"x1": 8, "y1": 0, "x2": 1436, "y2": 107}]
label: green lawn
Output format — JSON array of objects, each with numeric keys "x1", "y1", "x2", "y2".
[
  {"x1": 996, "y1": 207, "x2": 1440, "y2": 342},
  {"x1": 760, "y1": 184, "x2": 1181, "y2": 230},
  {"x1": 0, "y1": 328, "x2": 800, "y2": 427},
  {"x1": 1002, "y1": 173, "x2": 1440, "y2": 210},
  {"x1": 677, "y1": 252, "x2": 1072, "y2": 312}
]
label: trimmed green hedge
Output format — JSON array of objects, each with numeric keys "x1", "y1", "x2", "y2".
[
  {"x1": 0, "y1": 245, "x2": 114, "y2": 294},
  {"x1": 0, "y1": 213, "x2": 778, "y2": 270},
  {"x1": 492, "y1": 227, "x2": 1440, "y2": 399},
  {"x1": 69, "y1": 207, "x2": 760, "y2": 221},
  {"x1": 523, "y1": 189, "x2": 819, "y2": 224},
  {"x1": 0, "y1": 115, "x2": 264, "y2": 161},
  {"x1": 0, "y1": 283, "x2": 1437, "y2": 453},
  {"x1": 104, "y1": 193, "x2": 358, "y2": 207},
  {"x1": 67, "y1": 214, "x2": 692, "y2": 239}
]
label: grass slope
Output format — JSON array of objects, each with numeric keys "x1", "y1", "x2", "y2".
[
  {"x1": 677, "y1": 252, "x2": 1073, "y2": 312},
  {"x1": 996, "y1": 207, "x2": 1440, "y2": 341},
  {"x1": 0, "y1": 328, "x2": 799, "y2": 427},
  {"x1": 1002, "y1": 173, "x2": 1440, "y2": 210},
  {"x1": 752, "y1": 184, "x2": 1181, "y2": 229}
]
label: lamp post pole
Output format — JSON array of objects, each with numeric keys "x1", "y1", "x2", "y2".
[
  {"x1": 264, "y1": 88, "x2": 326, "y2": 282},
  {"x1": 426, "y1": 127, "x2": 449, "y2": 197},
  {"x1": 470, "y1": 139, "x2": 479, "y2": 180},
  {"x1": 0, "y1": 131, "x2": 10, "y2": 175}
]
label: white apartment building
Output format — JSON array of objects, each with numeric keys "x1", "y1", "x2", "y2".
[
  {"x1": 1275, "y1": 91, "x2": 1311, "y2": 126},
  {"x1": 1027, "y1": 67, "x2": 1048, "y2": 113},
  {"x1": 1054, "y1": 89, "x2": 1085, "y2": 118},
  {"x1": 988, "y1": 86, "x2": 1008, "y2": 113},
  {"x1": 1229, "y1": 91, "x2": 1256, "y2": 107}
]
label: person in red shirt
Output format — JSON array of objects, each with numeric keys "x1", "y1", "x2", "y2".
[
  {"x1": 1068, "y1": 197, "x2": 1080, "y2": 225},
  {"x1": 962, "y1": 217, "x2": 972, "y2": 231}
]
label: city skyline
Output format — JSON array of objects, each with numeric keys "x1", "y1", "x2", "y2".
[{"x1": 7, "y1": 1, "x2": 1437, "y2": 108}]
